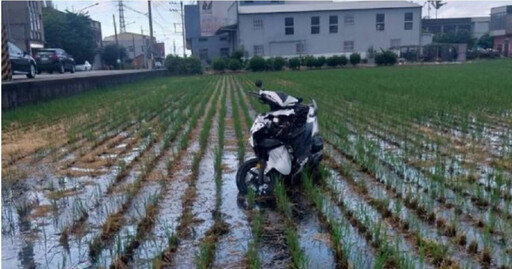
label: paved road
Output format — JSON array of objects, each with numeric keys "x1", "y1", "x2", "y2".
[{"x1": 8, "y1": 70, "x2": 156, "y2": 83}]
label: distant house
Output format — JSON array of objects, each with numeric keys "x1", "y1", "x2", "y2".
[
  {"x1": 490, "y1": 5, "x2": 512, "y2": 57},
  {"x1": 422, "y1": 17, "x2": 490, "y2": 39},
  {"x1": 103, "y1": 32, "x2": 164, "y2": 68},
  {"x1": 185, "y1": 0, "x2": 423, "y2": 61}
]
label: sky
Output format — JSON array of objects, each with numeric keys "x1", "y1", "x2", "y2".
[{"x1": 52, "y1": 0, "x2": 512, "y2": 56}]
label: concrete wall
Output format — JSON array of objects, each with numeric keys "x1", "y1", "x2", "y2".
[
  {"x1": 238, "y1": 7, "x2": 422, "y2": 58},
  {"x1": 2, "y1": 70, "x2": 167, "y2": 110}
]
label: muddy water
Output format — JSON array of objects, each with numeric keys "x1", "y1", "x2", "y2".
[
  {"x1": 330, "y1": 125, "x2": 512, "y2": 244},
  {"x1": 258, "y1": 209, "x2": 290, "y2": 269},
  {"x1": 128, "y1": 93, "x2": 221, "y2": 267},
  {"x1": 171, "y1": 97, "x2": 221, "y2": 268},
  {"x1": 326, "y1": 146, "x2": 485, "y2": 268},
  {"x1": 213, "y1": 92, "x2": 252, "y2": 268},
  {"x1": 130, "y1": 143, "x2": 197, "y2": 267},
  {"x1": 0, "y1": 131, "x2": 151, "y2": 269},
  {"x1": 326, "y1": 169, "x2": 431, "y2": 269},
  {"x1": 290, "y1": 191, "x2": 336, "y2": 269}
]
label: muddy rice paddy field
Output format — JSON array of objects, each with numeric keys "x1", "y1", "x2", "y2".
[{"x1": 2, "y1": 60, "x2": 512, "y2": 269}]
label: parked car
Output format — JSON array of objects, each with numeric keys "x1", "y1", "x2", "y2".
[
  {"x1": 8, "y1": 42, "x2": 37, "y2": 78},
  {"x1": 75, "y1": 61, "x2": 92, "y2": 71},
  {"x1": 154, "y1": 61, "x2": 164, "y2": 69},
  {"x1": 33, "y1": 48, "x2": 76, "y2": 74}
]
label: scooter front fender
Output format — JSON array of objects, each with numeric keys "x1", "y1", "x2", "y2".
[{"x1": 265, "y1": 146, "x2": 291, "y2": 176}]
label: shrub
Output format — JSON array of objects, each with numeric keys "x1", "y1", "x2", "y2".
[
  {"x1": 249, "y1": 56, "x2": 266, "y2": 72},
  {"x1": 273, "y1": 57, "x2": 286, "y2": 71},
  {"x1": 231, "y1": 49, "x2": 244, "y2": 62},
  {"x1": 165, "y1": 55, "x2": 185, "y2": 75},
  {"x1": 184, "y1": 56, "x2": 203, "y2": 74},
  {"x1": 165, "y1": 55, "x2": 203, "y2": 75},
  {"x1": 402, "y1": 50, "x2": 419, "y2": 62},
  {"x1": 228, "y1": 59, "x2": 242, "y2": 71},
  {"x1": 340, "y1": 55, "x2": 348, "y2": 66},
  {"x1": 288, "y1": 57, "x2": 301, "y2": 70},
  {"x1": 315, "y1": 56, "x2": 326, "y2": 68},
  {"x1": 375, "y1": 50, "x2": 398, "y2": 66},
  {"x1": 212, "y1": 58, "x2": 226, "y2": 72},
  {"x1": 304, "y1": 55, "x2": 317, "y2": 68},
  {"x1": 265, "y1": 57, "x2": 275, "y2": 71},
  {"x1": 349, "y1": 53, "x2": 361, "y2": 66},
  {"x1": 326, "y1": 56, "x2": 340, "y2": 67}
]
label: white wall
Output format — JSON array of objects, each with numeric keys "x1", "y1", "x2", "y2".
[{"x1": 238, "y1": 7, "x2": 422, "y2": 58}]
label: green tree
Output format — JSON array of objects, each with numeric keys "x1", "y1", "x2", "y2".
[
  {"x1": 433, "y1": 30, "x2": 476, "y2": 48},
  {"x1": 231, "y1": 49, "x2": 244, "y2": 62},
  {"x1": 477, "y1": 34, "x2": 494, "y2": 49},
  {"x1": 101, "y1": 44, "x2": 127, "y2": 69},
  {"x1": 43, "y1": 8, "x2": 97, "y2": 64}
]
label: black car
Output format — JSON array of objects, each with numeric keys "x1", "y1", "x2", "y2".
[
  {"x1": 33, "y1": 48, "x2": 75, "y2": 74},
  {"x1": 8, "y1": 42, "x2": 37, "y2": 78}
]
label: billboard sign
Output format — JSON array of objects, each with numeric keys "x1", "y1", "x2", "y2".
[{"x1": 199, "y1": 1, "x2": 237, "y2": 36}]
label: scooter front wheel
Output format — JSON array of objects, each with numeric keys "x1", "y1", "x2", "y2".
[{"x1": 236, "y1": 158, "x2": 276, "y2": 195}]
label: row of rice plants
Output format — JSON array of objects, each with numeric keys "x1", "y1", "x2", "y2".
[
  {"x1": 126, "y1": 79, "x2": 220, "y2": 268},
  {"x1": 87, "y1": 81, "x2": 213, "y2": 264},
  {"x1": 195, "y1": 79, "x2": 229, "y2": 268},
  {"x1": 157, "y1": 77, "x2": 223, "y2": 266},
  {"x1": 106, "y1": 82, "x2": 215, "y2": 268}
]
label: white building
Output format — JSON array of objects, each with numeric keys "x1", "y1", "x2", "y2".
[{"x1": 237, "y1": 1, "x2": 422, "y2": 58}]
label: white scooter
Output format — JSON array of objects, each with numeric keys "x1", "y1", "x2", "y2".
[{"x1": 236, "y1": 80, "x2": 323, "y2": 195}]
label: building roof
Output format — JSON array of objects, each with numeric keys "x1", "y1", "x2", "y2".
[
  {"x1": 104, "y1": 32, "x2": 152, "y2": 42},
  {"x1": 238, "y1": 1, "x2": 421, "y2": 15}
]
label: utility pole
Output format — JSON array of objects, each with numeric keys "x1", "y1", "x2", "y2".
[
  {"x1": 141, "y1": 26, "x2": 147, "y2": 69},
  {"x1": 113, "y1": 14, "x2": 120, "y2": 69},
  {"x1": 147, "y1": 0, "x2": 154, "y2": 69},
  {"x1": 119, "y1": 0, "x2": 126, "y2": 33},
  {"x1": 181, "y1": 1, "x2": 186, "y2": 57},
  {"x1": 132, "y1": 34, "x2": 136, "y2": 59}
]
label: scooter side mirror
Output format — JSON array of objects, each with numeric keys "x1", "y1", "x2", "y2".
[{"x1": 255, "y1": 80, "x2": 262, "y2": 88}]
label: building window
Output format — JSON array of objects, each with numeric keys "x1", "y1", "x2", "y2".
[
  {"x1": 329, "y1": 15, "x2": 338, "y2": 33},
  {"x1": 404, "y1": 12, "x2": 413, "y2": 30},
  {"x1": 254, "y1": 45, "x2": 264, "y2": 56},
  {"x1": 491, "y1": 11, "x2": 506, "y2": 31},
  {"x1": 344, "y1": 41, "x2": 354, "y2": 52},
  {"x1": 391, "y1": 39, "x2": 401, "y2": 48},
  {"x1": 199, "y1": 37, "x2": 208, "y2": 42},
  {"x1": 220, "y1": 47, "x2": 230, "y2": 57},
  {"x1": 285, "y1": 17, "x2": 294, "y2": 35},
  {"x1": 444, "y1": 25, "x2": 456, "y2": 33},
  {"x1": 376, "y1": 13, "x2": 385, "y2": 31},
  {"x1": 220, "y1": 36, "x2": 228, "y2": 41},
  {"x1": 253, "y1": 18, "x2": 263, "y2": 30},
  {"x1": 344, "y1": 15, "x2": 354, "y2": 25},
  {"x1": 311, "y1": 16, "x2": 320, "y2": 34},
  {"x1": 128, "y1": 46, "x2": 134, "y2": 52},
  {"x1": 199, "y1": 48, "x2": 208, "y2": 60},
  {"x1": 296, "y1": 42, "x2": 305, "y2": 54}
]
